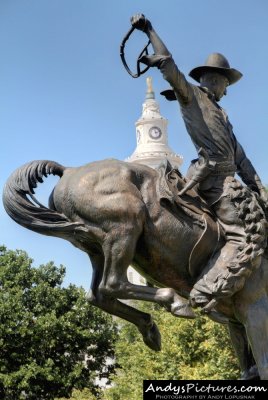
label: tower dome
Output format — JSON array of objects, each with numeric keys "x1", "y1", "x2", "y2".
[
  {"x1": 126, "y1": 77, "x2": 183, "y2": 169},
  {"x1": 126, "y1": 77, "x2": 183, "y2": 286}
]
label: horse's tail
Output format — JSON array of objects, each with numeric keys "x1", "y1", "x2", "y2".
[{"x1": 3, "y1": 160, "x2": 84, "y2": 239}]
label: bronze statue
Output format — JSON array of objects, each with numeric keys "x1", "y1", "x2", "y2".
[
  {"x1": 130, "y1": 14, "x2": 268, "y2": 315},
  {"x1": 3, "y1": 15, "x2": 268, "y2": 380},
  {"x1": 3, "y1": 158, "x2": 268, "y2": 380}
]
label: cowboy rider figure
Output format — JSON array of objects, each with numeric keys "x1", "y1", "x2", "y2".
[{"x1": 131, "y1": 14, "x2": 268, "y2": 315}]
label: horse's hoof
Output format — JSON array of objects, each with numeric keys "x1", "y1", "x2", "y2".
[
  {"x1": 239, "y1": 365, "x2": 260, "y2": 380},
  {"x1": 171, "y1": 301, "x2": 196, "y2": 319},
  {"x1": 86, "y1": 289, "x2": 96, "y2": 304},
  {"x1": 140, "y1": 322, "x2": 161, "y2": 352}
]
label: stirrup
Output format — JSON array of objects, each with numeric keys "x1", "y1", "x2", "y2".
[
  {"x1": 201, "y1": 299, "x2": 229, "y2": 324},
  {"x1": 201, "y1": 298, "x2": 218, "y2": 314}
]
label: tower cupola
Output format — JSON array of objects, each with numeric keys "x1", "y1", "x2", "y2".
[{"x1": 126, "y1": 77, "x2": 183, "y2": 169}]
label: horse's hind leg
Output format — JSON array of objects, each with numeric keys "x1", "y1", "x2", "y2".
[
  {"x1": 99, "y1": 226, "x2": 195, "y2": 318},
  {"x1": 87, "y1": 253, "x2": 161, "y2": 351}
]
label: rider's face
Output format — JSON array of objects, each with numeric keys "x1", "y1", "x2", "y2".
[{"x1": 200, "y1": 72, "x2": 229, "y2": 101}]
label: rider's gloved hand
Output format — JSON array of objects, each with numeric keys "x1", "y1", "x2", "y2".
[
  {"x1": 260, "y1": 187, "x2": 268, "y2": 206},
  {"x1": 131, "y1": 14, "x2": 151, "y2": 32},
  {"x1": 255, "y1": 175, "x2": 268, "y2": 207}
]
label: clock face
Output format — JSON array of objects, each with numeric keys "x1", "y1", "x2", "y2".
[{"x1": 149, "y1": 126, "x2": 162, "y2": 140}]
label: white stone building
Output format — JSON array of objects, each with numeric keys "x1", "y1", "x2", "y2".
[
  {"x1": 126, "y1": 77, "x2": 183, "y2": 285},
  {"x1": 126, "y1": 77, "x2": 183, "y2": 169}
]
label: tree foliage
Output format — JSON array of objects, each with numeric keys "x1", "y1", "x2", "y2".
[
  {"x1": 104, "y1": 302, "x2": 239, "y2": 400},
  {"x1": 57, "y1": 388, "x2": 98, "y2": 400},
  {"x1": 0, "y1": 246, "x2": 117, "y2": 399}
]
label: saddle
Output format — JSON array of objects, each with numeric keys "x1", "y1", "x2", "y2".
[
  {"x1": 156, "y1": 160, "x2": 214, "y2": 225},
  {"x1": 156, "y1": 161, "x2": 222, "y2": 278}
]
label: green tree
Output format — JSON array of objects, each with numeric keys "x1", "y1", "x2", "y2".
[
  {"x1": 57, "y1": 388, "x2": 98, "y2": 400},
  {"x1": 0, "y1": 246, "x2": 117, "y2": 399},
  {"x1": 104, "y1": 303, "x2": 239, "y2": 400}
]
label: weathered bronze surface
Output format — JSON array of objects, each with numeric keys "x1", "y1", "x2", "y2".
[
  {"x1": 3, "y1": 14, "x2": 268, "y2": 381},
  {"x1": 3, "y1": 158, "x2": 268, "y2": 380}
]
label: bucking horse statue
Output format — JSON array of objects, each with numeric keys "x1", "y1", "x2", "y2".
[{"x1": 3, "y1": 158, "x2": 268, "y2": 380}]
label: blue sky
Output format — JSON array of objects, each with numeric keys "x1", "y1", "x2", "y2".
[{"x1": 1, "y1": 0, "x2": 267, "y2": 289}]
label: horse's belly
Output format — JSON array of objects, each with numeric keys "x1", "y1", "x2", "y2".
[{"x1": 133, "y1": 211, "x2": 221, "y2": 297}]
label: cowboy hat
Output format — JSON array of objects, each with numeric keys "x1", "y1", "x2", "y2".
[
  {"x1": 189, "y1": 53, "x2": 242, "y2": 84},
  {"x1": 161, "y1": 53, "x2": 242, "y2": 101}
]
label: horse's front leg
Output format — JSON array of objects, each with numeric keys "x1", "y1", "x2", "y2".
[
  {"x1": 243, "y1": 295, "x2": 268, "y2": 380},
  {"x1": 88, "y1": 253, "x2": 161, "y2": 351},
  {"x1": 98, "y1": 229, "x2": 195, "y2": 319},
  {"x1": 228, "y1": 321, "x2": 259, "y2": 380},
  {"x1": 233, "y1": 261, "x2": 268, "y2": 380}
]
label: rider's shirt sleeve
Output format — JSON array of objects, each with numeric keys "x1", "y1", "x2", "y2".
[
  {"x1": 158, "y1": 55, "x2": 193, "y2": 105},
  {"x1": 235, "y1": 139, "x2": 260, "y2": 191}
]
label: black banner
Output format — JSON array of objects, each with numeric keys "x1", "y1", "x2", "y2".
[{"x1": 143, "y1": 380, "x2": 268, "y2": 400}]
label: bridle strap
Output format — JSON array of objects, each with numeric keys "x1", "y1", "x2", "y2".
[{"x1": 120, "y1": 26, "x2": 151, "y2": 78}]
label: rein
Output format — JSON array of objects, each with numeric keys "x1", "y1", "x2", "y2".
[{"x1": 120, "y1": 25, "x2": 151, "y2": 78}]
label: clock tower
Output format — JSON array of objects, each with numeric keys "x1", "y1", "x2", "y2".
[
  {"x1": 126, "y1": 77, "x2": 183, "y2": 169},
  {"x1": 126, "y1": 77, "x2": 183, "y2": 286}
]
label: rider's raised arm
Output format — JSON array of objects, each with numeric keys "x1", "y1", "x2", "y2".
[{"x1": 131, "y1": 14, "x2": 193, "y2": 105}]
